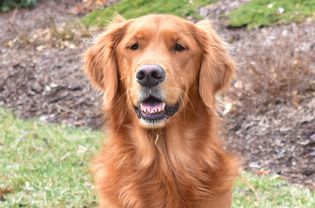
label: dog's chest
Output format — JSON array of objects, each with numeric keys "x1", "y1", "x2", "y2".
[{"x1": 119, "y1": 153, "x2": 210, "y2": 208}]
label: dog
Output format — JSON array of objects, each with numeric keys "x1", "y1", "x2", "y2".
[{"x1": 84, "y1": 14, "x2": 239, "y2": 208}]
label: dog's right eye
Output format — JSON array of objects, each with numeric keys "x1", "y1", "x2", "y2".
[
  {"x1": 175, "y1": 43, "x2": 186, "y2": 52},
  {"x1": 129, "y1": 43, "x2": 139, "y2": 50}
]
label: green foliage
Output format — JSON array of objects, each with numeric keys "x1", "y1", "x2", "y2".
[
  {"x1": 82, "y1": 0, "x2": 215, "y2": 27},
  {"x1": 0, "y1": 0, "x2": 37, "y2": 12},
  {"x1": 0, "y1": 108, "x2": 314, "y2": 207},
  {"x1": 227, "y1": 0, "x2": 315, "y2": 29}
]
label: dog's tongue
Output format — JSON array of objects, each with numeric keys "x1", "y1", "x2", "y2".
[{"x1": 140, "y1": 102, "x2": 165, "y2": 114}]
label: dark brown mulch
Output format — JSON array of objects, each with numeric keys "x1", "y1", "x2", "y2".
[
  {"x1": 0, "y1": 0, "x2": 314, "y2": 187},
  {"x1": 0, "y1": 48, "x2": 103, "y2": 127},
  {"x1": 225, "y1": 22, "x2": 315, "y2": 187},
  {"x1": 0, "y1": 0, "x2": 104, "y2": 128}
]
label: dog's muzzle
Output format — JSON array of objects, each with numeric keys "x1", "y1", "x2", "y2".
[{"x1": 133, "y1": 65, "x2": 179, "y2": 127}]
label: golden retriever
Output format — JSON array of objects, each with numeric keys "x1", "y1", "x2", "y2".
[{"x1": 84, "y1": 14, "x2": 239, "y2": 208}]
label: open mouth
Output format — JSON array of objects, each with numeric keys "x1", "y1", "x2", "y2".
[{"x1": 135, "y1": 96, "x2": 179, "y2": 126}]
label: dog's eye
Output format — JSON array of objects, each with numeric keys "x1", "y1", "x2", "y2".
[
  {"x1": 175, "y1": 43, "x2": 186, "y2": 52},
  {"x1": 129, "y1": 43, "x2": 139, "y2": 50}
]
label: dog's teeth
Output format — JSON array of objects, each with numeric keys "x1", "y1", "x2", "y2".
[
  {"x1": 140, "y1": 102, "x2": 167, "y2": 115},
  {"x1": 143, "y1": 107, "x2": 148, "y2": 114}
]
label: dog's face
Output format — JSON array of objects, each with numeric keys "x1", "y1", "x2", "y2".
[
  {"x1": 115, "y1": 15, "x2": 203, "y2": 128},
  {"x1": 84, "y1": 15, "x2": 235, "y2": 128}
]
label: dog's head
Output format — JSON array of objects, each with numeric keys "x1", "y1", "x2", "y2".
[{"x1": 84, "y1": 14, "x2": 235, "y2": 128}]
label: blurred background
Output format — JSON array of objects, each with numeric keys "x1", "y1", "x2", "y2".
[{"x1": 0, "y1": 0, "x2": 314, "y2": 207}]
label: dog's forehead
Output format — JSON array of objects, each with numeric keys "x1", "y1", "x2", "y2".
[{"x1": 126, "y1": 15, "x2": 193, "y2": 38}]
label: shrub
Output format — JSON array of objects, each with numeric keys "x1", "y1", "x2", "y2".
[{"x1": 0, "y1": 0, "x2": 37, "y2": 12}]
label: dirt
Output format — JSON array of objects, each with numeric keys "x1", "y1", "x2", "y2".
[
  {"x1": 0, "y1": 0, "x2": 314, "y2": 187},
  {"x1": 0, "y1": 0, "x2": 104, "y2": 128},
  {"x1": 224, "y1": 22, "x2": 315, "y2": 187}
]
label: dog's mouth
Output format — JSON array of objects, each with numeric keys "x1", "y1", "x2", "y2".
[{"x1": 135, "y1": 96, "x2": 179, "y2": 127}]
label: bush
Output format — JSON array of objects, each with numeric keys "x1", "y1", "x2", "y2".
[{"x1": 0, "y1": 0, "x2": 37, "y2": 12}]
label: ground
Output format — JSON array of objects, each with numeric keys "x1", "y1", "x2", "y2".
[{"x1": 0, "y1": 0, "x2": 314, "y2": 188}]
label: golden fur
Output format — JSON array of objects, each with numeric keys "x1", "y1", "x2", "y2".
[{"x1": 84, "y1": 14, "x2": 239, "y2": 208}]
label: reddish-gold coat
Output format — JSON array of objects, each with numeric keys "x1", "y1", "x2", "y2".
[{"x1": 84, "y1": 14, "x2": 239, "y2": 208}]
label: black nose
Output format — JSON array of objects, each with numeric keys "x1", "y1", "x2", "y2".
[{"x1": 136, "y1": 64, "x2": 165, "y2": 87}]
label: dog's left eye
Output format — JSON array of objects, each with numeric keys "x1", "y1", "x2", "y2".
[
  {"x1": 129, "y1": 43, "x2": 139, "y2": 50},
  {"x1": 175, "y1": 43, "x2": 186, "y2": 52}
]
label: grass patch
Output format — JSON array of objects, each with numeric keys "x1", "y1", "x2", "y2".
[
  {"x1": 227, "y1": 0, "x2": 315, "y2": 29},
  {"x1": 82, "y1": 0, "x2": 215, "y2": 27},
  {"x1": 234, "y1": 173, "x2": 315, "y2": 207},
  {"x1": 0, "y1": 108, "x2": 102, "y2": 207},
  {"x1": 0, "y1": 108, "x2": 314, "y2": 207}
]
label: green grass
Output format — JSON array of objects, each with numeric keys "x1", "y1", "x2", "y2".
[
  {"x1": 227, "y1": 0, "x2": 315, "y2": 29},
  {"x1": 234, "y1": 173, "x2": 315, "y2": 208},
  {"x1": 82, "y1": 0, "x2": 215, "y2": 27},
  {"x1": 0, "y1": 108, "x2": 102, "y2": 207},
  {"x1": 0, "y1": 108, "x2": 314, "y2": 207}
]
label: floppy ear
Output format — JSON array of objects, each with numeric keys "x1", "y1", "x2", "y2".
[
  {"x1": 84, "y1": 16, "x2": 128, "y2": 107},
  {"x1": 195, "y1": 20, "x2": 235, "y2": 109}
]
